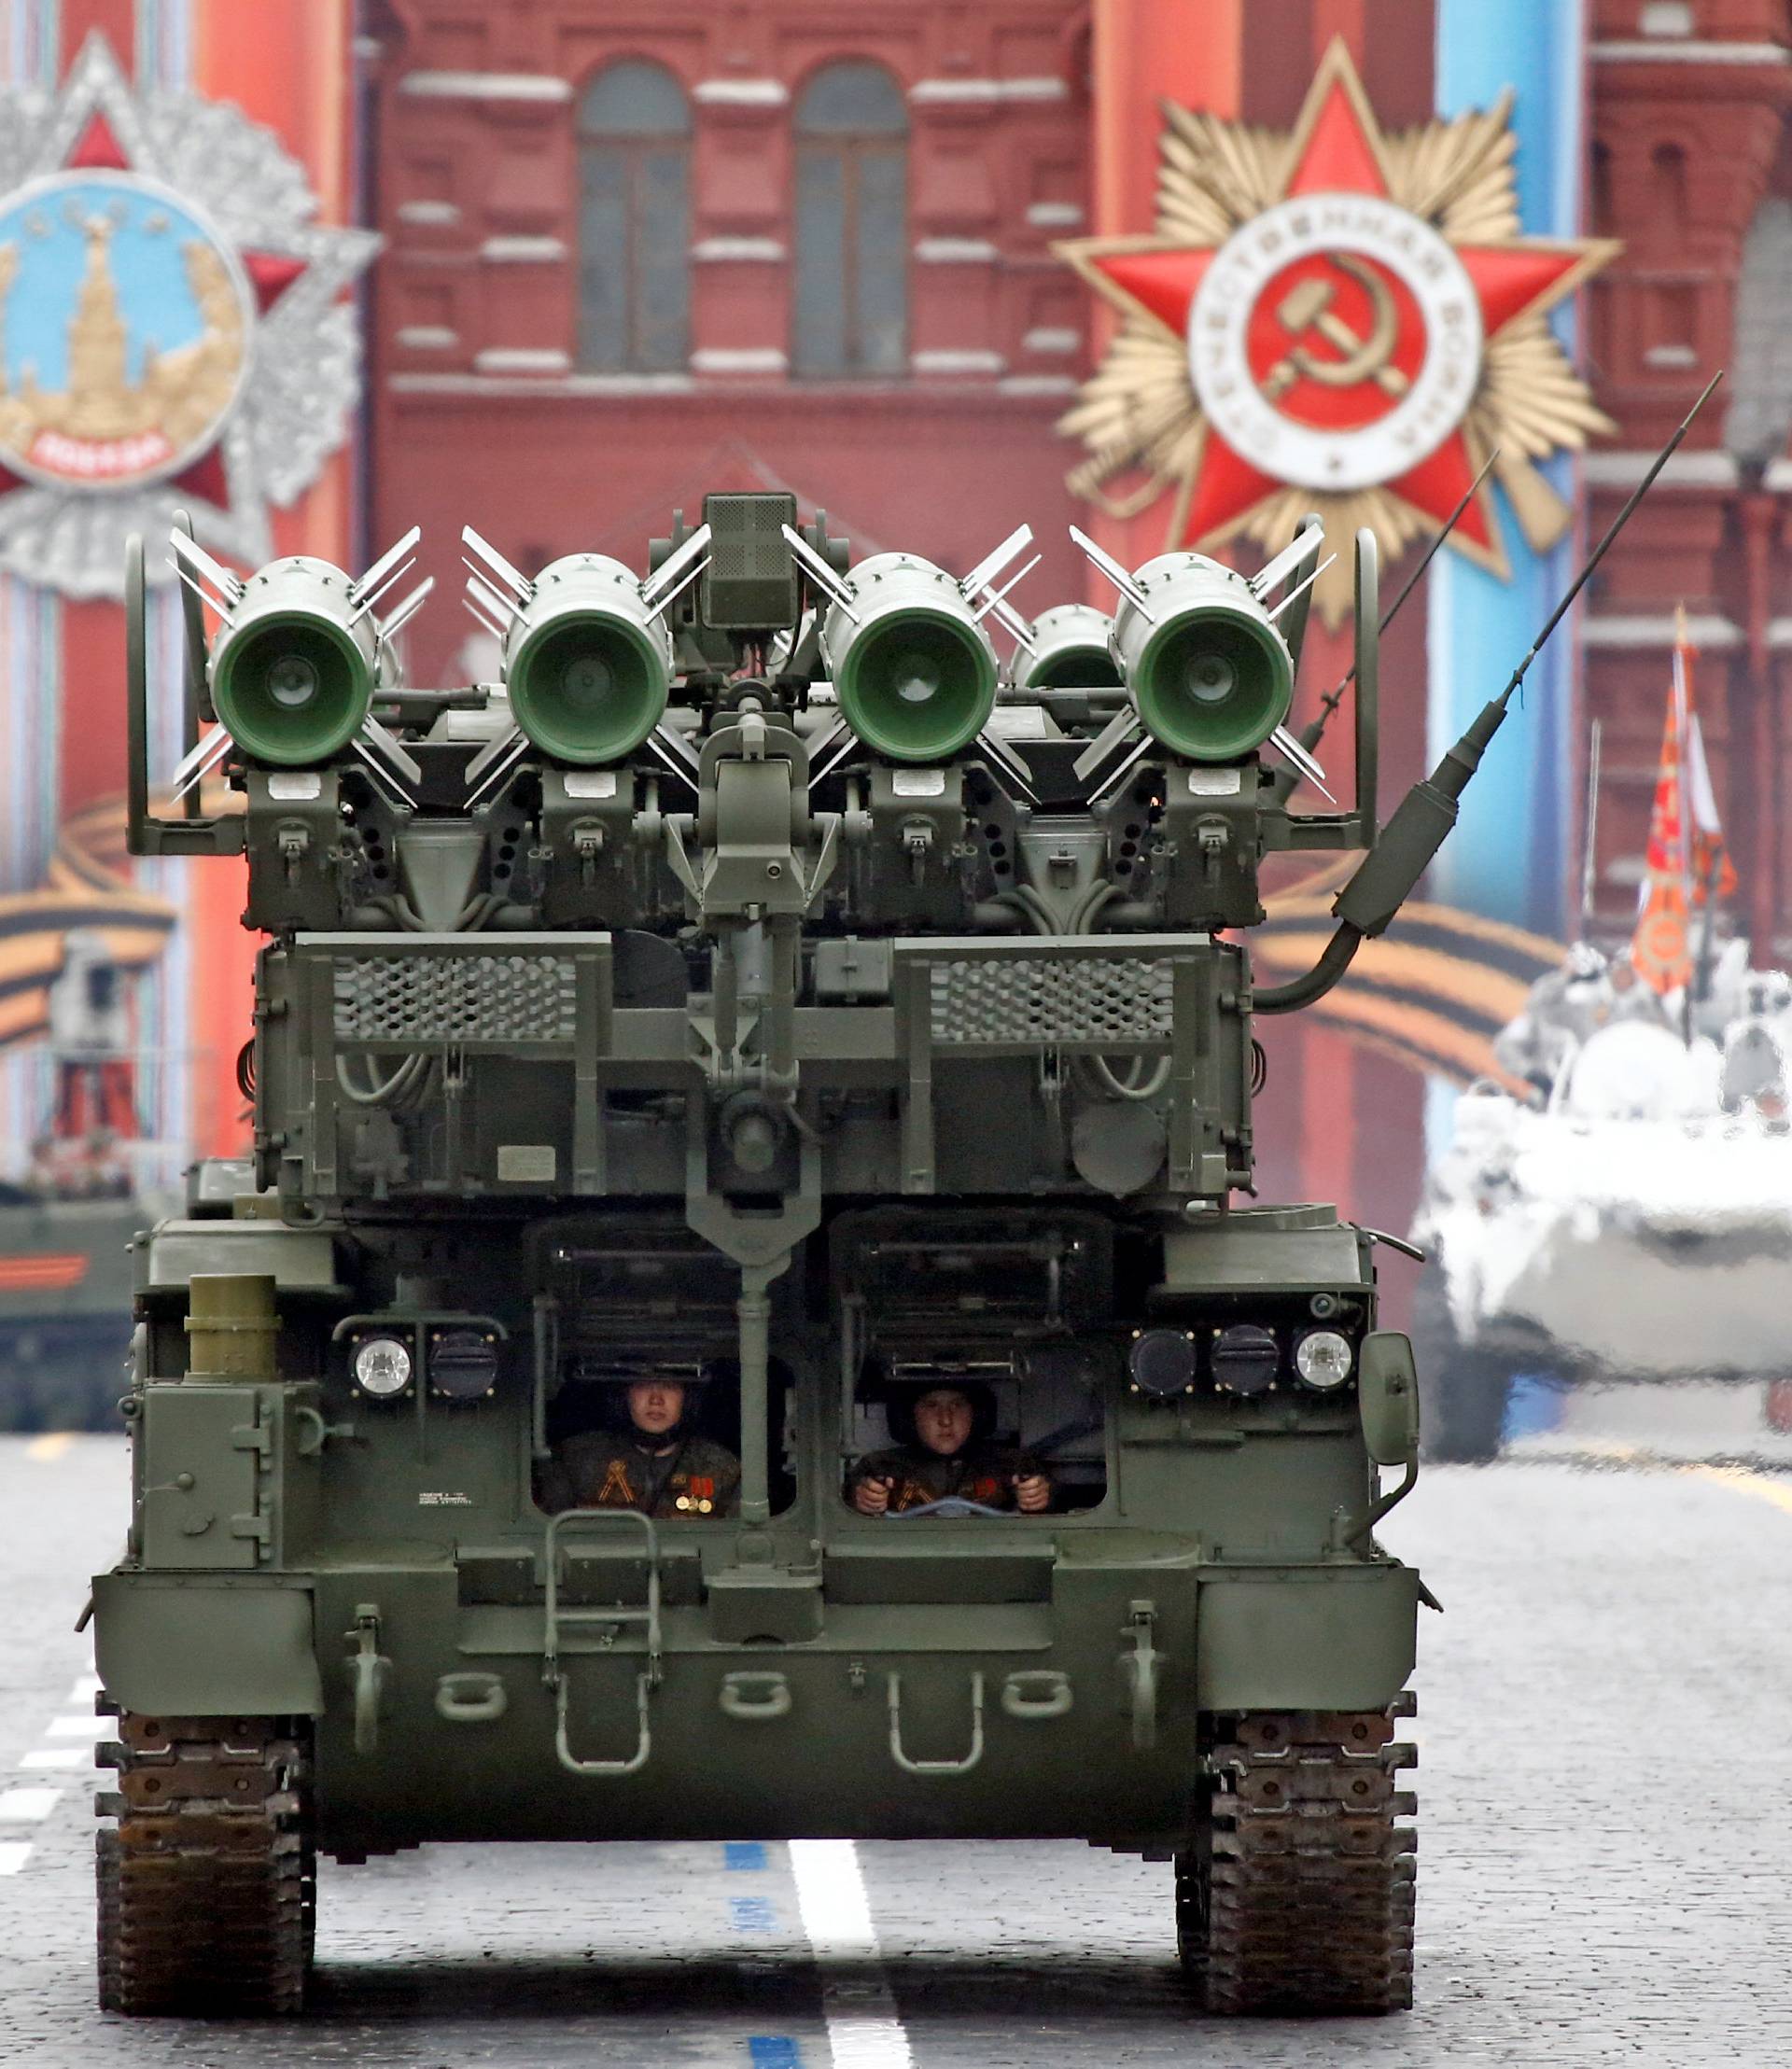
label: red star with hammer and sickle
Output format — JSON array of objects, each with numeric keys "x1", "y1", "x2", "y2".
[
  {"x1": 0, "y1": 108, "x2": 311, "y2": 513},
  {"x1": 1059, "y1": 45, "x2": 1613, "y2": 565}
]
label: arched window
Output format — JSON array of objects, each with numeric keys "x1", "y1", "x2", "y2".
[
  {"x1": 578, "y1": 61, "x2": 691, "y2": 372},
  {"x1": 792, "y1": 62, "x2": 908, "y2": 377}
]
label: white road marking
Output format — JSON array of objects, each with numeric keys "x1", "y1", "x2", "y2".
[
  {"x1": 67, "y1": 1673, "x2": 100, "y2": 1703},
  {"x1": 44, "y1": 1715, "x2": 107, "y2": 1739},
  {"x1": 789, "y1": 1839, "x2": 914, "y2": 2069},
  {"x1": 0, "y1": 1787, "x2": 61, "y2": 1823},
  {"x1": 19, "y1": 1747, "x2": 91, "y2": 1770},
  {"x1": 0, "y1": 1842, "x2": 32, "y2": 1875}
]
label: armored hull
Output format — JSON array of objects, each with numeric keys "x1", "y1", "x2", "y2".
[
  {"x1": 90, "y1": 492, "x2": 1516, "y2": 2020},
  {"x1": 0, "y1": 1192, "x2": 142, "y2": 1430},
  {"x1": 1414, "y1": 1026, "x2": 1792, "y2": 1458}
]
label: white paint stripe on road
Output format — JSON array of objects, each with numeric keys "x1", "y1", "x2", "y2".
[
  {"x1": 19, "y1": 1747, "x2": 91, "y2": 1770},
  {"x1": 67, "y1": 1673, "x2": 100, "y2": 1703},
  {"x1": 0, "y1": 1842, "x2": 32, "y2": 1875},
  {"x1": 0, "y1": 1787, "x2": 61, "y2": 1823},
  {"x1": 44, "y1": 1715, "x2": 107, "y2": 1739},
  {"x1": 789, "y1": 1839, "x2": 914, "y2": 2069}
]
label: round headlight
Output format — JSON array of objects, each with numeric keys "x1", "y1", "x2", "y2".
[
  {"x1": 352, "y1": 1335, "x2": 412, "y2": 1397},
  {"x1": 429, "y1": 1328, "x2": 499, "y2": 1401},
  {"x1": 1294, "y1": 1329, "x2": 1353, "y2": 1391},
  {"x1": 1211, "y1": 1322, "x2": 1278, "y2": 1396},
  {"x1": 1128, "y1": 1327, "x2": 1197, "y2": 1398}
]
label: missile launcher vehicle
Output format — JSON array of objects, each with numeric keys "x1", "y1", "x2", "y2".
[{"x1": 90, "y1": 443, "x2": 1659, "y2": 2020}]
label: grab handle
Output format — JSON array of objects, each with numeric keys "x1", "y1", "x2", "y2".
[
  {"x1": 887, "y1": 1671, "x2": 985, "y2": 1776},
  {"x1": 1001, "y1": 1669, "x2": 1072, "y2": 1721},
  {"x1": 435, "y1": 1671, "x2": 508, "y2": 1725},
  {"x1": 720, "y1": 1671, "x2": 792, "y2": 1722},
  {"x1": 554, "y1": 1668, "x2": 653, "y2": 1777}
]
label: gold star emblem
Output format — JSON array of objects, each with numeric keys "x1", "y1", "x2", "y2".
[{"x1": 1055, "y1": 40, "x2": 1618, "y2": 622}]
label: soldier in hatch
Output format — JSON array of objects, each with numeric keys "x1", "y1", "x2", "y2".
[
  {"x1": 539, "y1": 1377, "x2": 740, "y2": 1517},
  {"x1": 848, "y1": 1381, "x2": 1051, "y2": 1517}
]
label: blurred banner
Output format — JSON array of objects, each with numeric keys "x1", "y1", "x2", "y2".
[
  {"x1": 1428, "y1": 0, "x2": 1589, "y2": 938},
  {"x1": 1070, "y1": 0, "x2": 1605, "y2": 1236},
  {"x1": 0, "y1": 0, "x2": 366, "y2": 1185}
]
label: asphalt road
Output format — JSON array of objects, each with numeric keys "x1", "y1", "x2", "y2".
[{"x1": 1, "y1": 1432, "x2": 1787, "y2": 2067}]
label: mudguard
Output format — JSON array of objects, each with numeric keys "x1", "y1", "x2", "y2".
[
  {"x1": 1196, "y1": 1563, "x2": 1419, "y2": 1713},
  {"x1": 91, "y1": 1573, "x2": 323, "y2": 1715}
]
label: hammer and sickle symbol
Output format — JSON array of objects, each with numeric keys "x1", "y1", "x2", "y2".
[{"x1": 1264, "y1": 255, "x2": 1411, "y2": 402}]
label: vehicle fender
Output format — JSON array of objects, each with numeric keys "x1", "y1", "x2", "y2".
[
  {"x1": 91, "y1": 1573, "x2": 324, "y2": 1716},
  {"x1": 1196, "y1": 1564, "x2": 1418, "y2": 1713}
]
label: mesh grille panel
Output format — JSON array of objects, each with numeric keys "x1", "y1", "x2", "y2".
[
  {"x1": 927, "y1": 956, "x2": 1175, "y2": 1045},
  {"x1": 701, "y1": 493, "x2": 799, "y2": 628},
  {"x1": 333, "y1": 955, "x2": 578, "y2": 1043}
]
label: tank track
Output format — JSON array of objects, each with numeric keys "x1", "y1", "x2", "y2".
[
  {"x1": 1176, "y1": 1695, "x2": 1417, "y2": 2015},
  {"x1": 94, "y1": 1709, "x2": 314, "y2": 2017}
]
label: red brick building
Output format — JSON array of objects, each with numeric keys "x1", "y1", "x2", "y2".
[
  {"x1": 1583, "y1": 0, "x2": 1792, "y2": 965},
  {"x1": 363, "y1": 0, "x2": 1101, "y2": 683}
]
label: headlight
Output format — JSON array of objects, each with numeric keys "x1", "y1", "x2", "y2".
[
  {"x1": 352, "y1": 1334, "x2": 412, "y2": 1397},
  {"x1": 1211, "y1": 1322, "x2": 1278, "y2": 1396},
  {"x1": 428, "y1": 1328, "x2": 499, "y2": 1401},
  {"x1": 1294, "y1": 1329, "x2": 1353, "y2": 1391},
  {"x1": 1128, "y1": 1327, "x2": 1196, "y2": 1398}
]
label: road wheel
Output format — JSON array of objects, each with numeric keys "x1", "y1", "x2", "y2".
[
  {"x1": 1412, "y1": 1256, "x2": 1509, "y2": 1462},
  {"x1": 94, "y1": 1710, "x2": 313, "y2": 2016},
  {"x1": 1177, "y1": 1699, "x2": 1417, "y2": 2015}
]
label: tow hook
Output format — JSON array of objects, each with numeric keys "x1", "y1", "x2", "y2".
[
  {"x1": 1119, "y1": 1600, "x2": 1161, "y2": 1751},
  {"x1": 345, "y1": 1603, "x2": 392, "y2": 1755}
]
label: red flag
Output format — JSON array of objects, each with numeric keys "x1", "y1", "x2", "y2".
[{"x1": 1632, "y1": 618, "x2": 1735, "y2": 995}]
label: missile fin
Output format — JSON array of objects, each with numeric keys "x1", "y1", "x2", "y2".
[
  {"x1": 959, "y1": 523, "x2": 1034, "y2": 601},
  {"x1": 462, "y1": 525, "x2": 533, "y2": 602},
  {"x1": 1068, "y1": 525, "x2": 1155, "y2": 620}
]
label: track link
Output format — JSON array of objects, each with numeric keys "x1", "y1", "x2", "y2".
[
  {"x1": 1177, "y1": 1695, "x2": 1417, "y2": 2016},
  {"x1": 95, "y1": 1709, "x2": 313, "y2": 2017}
]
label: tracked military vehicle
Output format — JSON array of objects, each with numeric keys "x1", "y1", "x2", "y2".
[{"x1": 91, "y1": 414, "x2": 1685, "y2": 2018}]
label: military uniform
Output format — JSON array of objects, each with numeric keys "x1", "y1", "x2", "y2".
[
  {"x1": 847, "y1": 1443, "x2": 1043, "y2": 1515},
  {"x1": 540, "y1": 1430, "x2": 741, "y2": 1518}
]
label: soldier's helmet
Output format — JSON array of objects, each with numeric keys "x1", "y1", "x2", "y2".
[{"x1": 883, "y1": 1377, "x2": 1000, "y2": 1451}]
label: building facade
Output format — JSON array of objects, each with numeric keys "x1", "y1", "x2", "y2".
[
  {"x1": 1583, "y1": 0, "x2": 1792, "y2": 966},
  {"x1": 363, "y1": 0, "x2": 1099, "y2": 691}
]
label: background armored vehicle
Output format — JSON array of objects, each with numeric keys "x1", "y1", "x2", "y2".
[
  {"x1": 90, "y1": 402, "x2": 1687, "y2": 2018},
  {"x1": 1414, "y1": 986, "x2": 1792, "y2": 1462},
  {"x1": 0, "y1": 933, "x2": 180, "y2": 1431}
]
